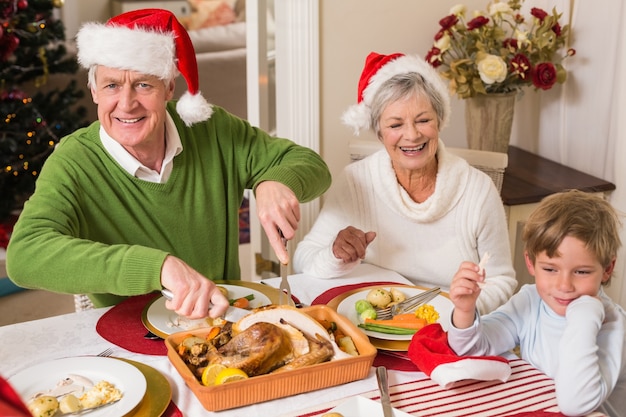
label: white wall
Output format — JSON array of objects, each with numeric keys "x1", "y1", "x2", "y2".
[{"x1": 57, "y1": 0, "x2": 111, "y2": 40}]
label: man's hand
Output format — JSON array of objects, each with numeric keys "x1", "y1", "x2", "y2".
[
  {"x1": 160, "y1": 255, "x2": 229, "y2": 319},
  {"x1": 449, "y1": 261, "x2": 483, "y2": 329},
  {"x1": 332, "y1": 226, "x2": 376, "y2": 263},
  {"x1": 255, "y1": 181, "x2": 300, "y2": 264}
]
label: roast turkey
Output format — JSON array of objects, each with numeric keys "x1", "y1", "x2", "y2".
[{"x1": 182, "y1": 305, "x2": 351, "y2": 378}]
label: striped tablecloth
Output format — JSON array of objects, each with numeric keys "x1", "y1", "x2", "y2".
[{"x1": 287, "y1": 359, "x2": 607, "y2": 417}]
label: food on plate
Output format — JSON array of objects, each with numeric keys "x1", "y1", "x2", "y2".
[
  {"x1": 389, "y1": 287, "x2": 406, "y2": 303},
  {"x1": 26, "y1": 377, "x2": 122, "y2": 417},
  {"x1": 354, "y1": 287, "x2": 442, "y2": 335},
  {"x1": 230, "y1": 296, "x2": 251, "y2": 309},
  {"x1": 414, "y1": 304, "x2": 439, "y2": 324},
  {"x1": 79, "y1": 381, "x2": 123, "y2": 409},
  {"x1": 359, "y1": 308, "x2": 377, "y2": 321},
  {"x1": 27, "y1": 395, "x2": 59, "y2": 417},
  {"x1": 177, "y1": 305, "x2": 356, "y2": 382},
  {"x1": 365, "y1": 288, "x2": 393, "y2": 308},
  {"x1": 354, "y1": 299, "x2": 373, "y2": 314},
  {"x1": 321, "y1": 413, "x2": 344, "y2": 417},
  {"x1": 168, "y1": 288, "x2": 256, "y2": 331},
  {"x1": 58, "y1": 394, "x2": 81, "y2": 413}
]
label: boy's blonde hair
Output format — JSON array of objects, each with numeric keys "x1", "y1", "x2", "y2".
[{"x1": 523, "y1": 190, "x2": 622, "y2": 285}]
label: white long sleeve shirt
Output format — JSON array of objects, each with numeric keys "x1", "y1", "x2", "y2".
[
  {"x1": 448, "y1": 285, "x2": 626, "y2": 417},
  {"x1": 293, "y1": 141, "x2": 517, "y2": 314}
]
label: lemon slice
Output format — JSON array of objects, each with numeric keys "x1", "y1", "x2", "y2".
[
  {"x1": 201, "y1": 364, "x2": 227, "y2": 386},
  {"x1": 214, "y1": 368, "x2": 248, "y2": 385}
]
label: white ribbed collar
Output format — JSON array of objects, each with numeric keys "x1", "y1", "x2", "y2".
[{"x1": 100, "y1": 112, "x2": 182, "y2": 183}]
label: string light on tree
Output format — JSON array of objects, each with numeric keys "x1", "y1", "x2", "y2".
[{"x1": 1, "y1": 0, "x2": 88, "y2": 224}]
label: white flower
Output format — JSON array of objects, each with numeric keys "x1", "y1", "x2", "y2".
[
  {"x1": 515, "y1": 29, "x2": 530, "y2": 47},
  {"x1": 489, "y1": 2, "x2": 512, "y2": 16},
  {"x1": 477, "y1": 54, "x2": 507, "y2": 84},
  {"x1": 434, "y1": 33, "x2": 451, "y2": 53},
  {"x1": 449, "y1": 4, "x2": 466, "y2": 16}
]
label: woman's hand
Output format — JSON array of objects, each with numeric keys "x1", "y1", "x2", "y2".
[
  {"x1": 332, "y1": 226, "x2": 376, "y2": 263},
  {"x1": 449, "y1": 261, "x2": 483, "y2": 328}
]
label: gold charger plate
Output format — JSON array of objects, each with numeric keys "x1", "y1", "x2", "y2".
[
  {"x1": 326, "y1": 284, "x2": 450, "y2": 351},
  {"x1": 116, "y1": 358, "x2": 171, "y2": 417},
  {"x1": 142, "y1": 280, "x2": 283, "y2": 338}
]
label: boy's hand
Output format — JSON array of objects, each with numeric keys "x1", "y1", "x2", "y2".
[{"x1": 449, "y1": 261, "x2": 484, "y2": 328}]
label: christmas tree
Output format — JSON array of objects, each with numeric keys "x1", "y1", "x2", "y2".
[{"x1": 0, "y1": 0, "x2": 88, "y2": 224}]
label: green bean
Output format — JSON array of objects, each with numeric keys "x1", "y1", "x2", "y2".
[
  {"x1": 229, "y1": 294, "x2": 255, "y2": 305},
  {"x1": 358, "y1": 323, "x2": 417, "y2": 335}
]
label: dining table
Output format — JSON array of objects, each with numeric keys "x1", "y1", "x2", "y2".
[{"x1": 0, "y1": 264, "x2": 608, "y2": 417}]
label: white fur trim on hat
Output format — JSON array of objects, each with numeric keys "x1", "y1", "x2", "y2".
[
  {"x1": 177, "y1": 91, "x2": 214, "y2": 127},
  {"x1": 430, "y1": 357, "x2": 512, "y2": 389},
  {"x1": 342, "y1": 54, "x2": 451, "y2": 135},
  {"x1": 76, "y1": 22, "x2": 177, "y2": 80}
]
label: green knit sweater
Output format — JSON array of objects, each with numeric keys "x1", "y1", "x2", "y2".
[{"x1": 6, "y1": 103, "x2": 331, "y2": 307}]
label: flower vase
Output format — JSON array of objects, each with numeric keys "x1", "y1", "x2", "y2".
[{"x1": 464, "y1": 92, "x2": 516, "y2": 153}]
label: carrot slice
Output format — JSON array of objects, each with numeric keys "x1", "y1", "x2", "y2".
[
  {"x1": 392, "y1": 313, "x2": 419, "y2": 321},
  {"x1": 364, "y1": 317, "x2": 427, "y2": 330}
]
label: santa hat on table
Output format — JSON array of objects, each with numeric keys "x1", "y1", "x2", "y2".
[
  {"x1": 342, "y1": 52, "x2": 451, "y2": 135},
  {"x1": 408, "y1": 323, "x2": 511, "y2": 389},
  {"x1": 76, "y1": 8, "x2": 212, "y2": 126}
]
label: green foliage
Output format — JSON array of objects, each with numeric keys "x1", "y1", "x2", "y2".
[{"x1": 1, "y1": 0, "x2": 89, "y2": 222}]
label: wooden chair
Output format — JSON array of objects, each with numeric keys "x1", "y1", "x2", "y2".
[
  {"x1": 74, "y1": 293, "x2": 95, "y2": 312},
  {"x1": 348, "y1": 139, "x2": 508, "y2": 192}
]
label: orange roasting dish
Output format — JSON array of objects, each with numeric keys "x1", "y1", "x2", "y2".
[{"x1": 166, "y1": 305, "x2": 377, "y2": 411}]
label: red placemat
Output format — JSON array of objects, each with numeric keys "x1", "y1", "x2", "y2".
[
  {"x1": 96, "y1": 293, "x2": 168, "y2": 355},
  {"x1": 164, "y1": 401, "x2": 183, "y2": 417}
]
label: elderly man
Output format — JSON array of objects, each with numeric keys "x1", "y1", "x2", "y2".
[{"x1": 6, "y1": 9, "x2": 330, "y2": 319}]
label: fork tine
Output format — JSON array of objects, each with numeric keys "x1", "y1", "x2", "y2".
[
  {"x1": 394, "y1": 288, "x2": 441, "y2": 315},
  {"x1": 374, "y1": 287, "x2": 441, "y2": 319},
  {"x1": 97, "y1": 347, "x2": 114, "y2": 357}
]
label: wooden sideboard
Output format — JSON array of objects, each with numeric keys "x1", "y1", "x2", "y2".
[{"x1": 501, "y1": 146, "x2": 616, "y2": 288}]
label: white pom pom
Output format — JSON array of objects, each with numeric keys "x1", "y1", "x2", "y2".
[
  {"x1": 176, "y1": 92, "x2": 213, "y2": 126},
  {"x1": 341, "y1": 103, "x2": 371, "y2": 135}
]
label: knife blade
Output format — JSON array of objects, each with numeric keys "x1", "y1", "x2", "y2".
[
  {"x1": 376, "y1": 366, "x2": 393, "y2": 417},
  {"x1": 160, "y1": 289, "x2": 250, "y2": 322}
]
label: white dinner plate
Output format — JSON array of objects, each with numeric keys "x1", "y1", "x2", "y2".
[
  {"x1": 143, "y1": 284, "x2": 272, "y2": 337},
  {"x1": 336, "y1": 286, "x2": 453, "y2": 341},
  {"x1": 9, "y1": 356, "x2": 146, "y2": 417},
  {"x1": 327, "y1": 396, "x2": 413, "y2": 417}
]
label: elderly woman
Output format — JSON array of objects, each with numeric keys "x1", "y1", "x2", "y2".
[{"x1": 293, "y1": 52, "x2": 516, "y2": 314}]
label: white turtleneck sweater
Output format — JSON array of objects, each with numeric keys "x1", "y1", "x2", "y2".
[{"x1": 293, "y1": 141, "x2": 517, "y2": 314}]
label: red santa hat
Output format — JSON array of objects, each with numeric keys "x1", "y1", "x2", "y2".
[
  {"x1": 408, "y1": 324, "x2": 511, "y2": 389},
  {"x1": 76, "y1": 8, "x2": 212, "y2": 126},
  {"x1": 342, "y1": 52, "x2": 451, "y2": 135}
]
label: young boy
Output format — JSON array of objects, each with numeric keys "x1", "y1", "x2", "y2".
[{"x1": 447, "y1": 190, "x2": 626, "y2": 417}]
